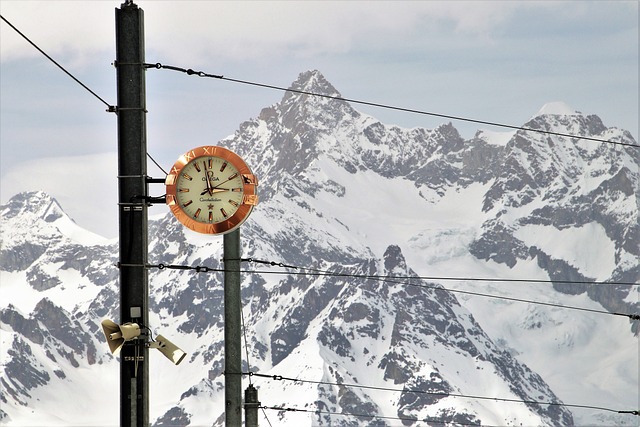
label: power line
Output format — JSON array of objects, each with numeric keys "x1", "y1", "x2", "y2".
[
  {"x1": 241, "y1": 257, "x2": 640, "y2": 287},
  {"x1": 146, "y1": 62, "x2": 638, "y2": 149},
  {"x1": 3, "y1": 13, "x2": 636, "y2": 149},
  {"x1": 4, "y1": 12, "x2": 635, "y2": 151},
  {"x1": 260, "y1": 403, "x2": 523, "y2": 427},
  {"x1": 240, "y1": 304, "x2": 253, "y2": 386},
  {"x1": 245, "y1": 372, "x2": 638, "y2": 417},
  {"x1": 1, "y1": 14, "x2": 116, "y2": 113},
  {"x1": 260, "y1": 407, "x2": 274, "y2": 427},
  {"x1": 247, "y1": 266, "x2": 639, "y2": 321},
  {"x1": 260, "y1": 403, "x2": 484, "y2": 427},
  {"x1": 146, "y1": 152, "x2": 168, "y2": 175},
  {"x1": 128, "y1": 262, "x2": 639, "y2": 321},
  {"x1": 238, "y1": 259, "x2": 640, "y2": 320}
]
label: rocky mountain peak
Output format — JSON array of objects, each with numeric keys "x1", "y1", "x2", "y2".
[
  {"x1": 383, "y1": 245, "x2": 409, "y2": 274},
  {"x1": 277, "y1": 70, "x2": 358, "y2": 133},
  {"x1": 1, "y1": 191, "x2": 64, "y2": 222},
  {"x1": 238, "y1": 71, "x2": 475, "y2": 189},
  {"x1": 234, "y1": 70, "x2": 365, "y2": 185},
  {"x1": 290, "y1": 69, "x2": 341, "y2": 98}
]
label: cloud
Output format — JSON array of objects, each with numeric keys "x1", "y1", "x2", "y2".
[
  {"x1": 4, "y1": 1, "x2": 637, "y2": 65},
  {"x1": 140, "y1": 1, "x2": 524, "y2": 64},
  {"x1": 1, "y1": 1, "x2": 520, "y2": 64},
  {"x1": 0, "y1": 1, "x2": 115, "y2": 67}
]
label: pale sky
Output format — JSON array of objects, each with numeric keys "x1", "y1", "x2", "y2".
[{"x1": 1, "y1": 1, "x2": 638, "y2": 238}]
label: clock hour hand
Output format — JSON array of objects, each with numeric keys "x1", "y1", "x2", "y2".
[{"x1": 202, "y1": 160, "x2": 214, "y2": 196}]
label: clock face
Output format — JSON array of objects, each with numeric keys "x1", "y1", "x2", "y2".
[{"x1": 165, "y1": 146, "x2": 258, "y2": 234}]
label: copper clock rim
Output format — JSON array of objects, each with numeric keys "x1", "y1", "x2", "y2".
[
  {"x1": 165, "y1": 145, "x2": 258, "y2": 235},
  {"x1": 167, "y1": 200, "x2": 254, "y2": 235}
]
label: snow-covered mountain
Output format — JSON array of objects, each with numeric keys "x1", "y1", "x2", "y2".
[{"x1": 1, "y1": 70, "x2": 638, "y2": 426}]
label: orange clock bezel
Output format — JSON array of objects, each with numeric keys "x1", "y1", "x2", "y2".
[{"x1": 165, "y1": 146, "x2": 258, "y2": 235}]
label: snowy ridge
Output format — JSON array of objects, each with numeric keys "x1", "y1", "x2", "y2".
[
  {"x1": 1, "y1": 70, "x2": 638, "y2": 426},
  {"x1": 533, "y1": 101, "x2": 579, "y2": 118}
]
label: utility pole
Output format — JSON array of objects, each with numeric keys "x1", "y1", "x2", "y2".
[
  {"x1": 244, "y1": 384, "x2": 260, "y2": 427},
  {"x1": 224, "y1": 229, "x2": 243, "y2": 425},
  {"x1": 116, "y1": 2, "x2": 148, "y2": 427}
]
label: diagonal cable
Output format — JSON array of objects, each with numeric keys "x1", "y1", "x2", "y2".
[
  {"x1": 1, "y1": 14, "x2": 116, "y2": 112},
  {"x1": 146, "y1": 62, "x2": 638, "y2": 148},
  {"x1": 134, "y1": 262, "x2": 640, "y2": 320},
  {"x1": 248, "y1": 372, "x2": 636, "y2": 415}
]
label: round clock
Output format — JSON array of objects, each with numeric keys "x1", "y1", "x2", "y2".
[{"x1": 165, "y1": 146, "x2": 258, "y2": 234}]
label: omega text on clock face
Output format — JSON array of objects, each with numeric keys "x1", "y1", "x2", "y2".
[{"x1": 174, "y1": 156, "x2": 245, "y2": 224}]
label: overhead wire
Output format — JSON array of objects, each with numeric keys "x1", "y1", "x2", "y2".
[
  {"x1": 5, "y1": 12, "x2": 636, "y2": 173},
  {"x1": 241, "y1": 258, "x2": 640, "y2": 287},
  {"x1": 261, "y1": 401, "x2": 638, "y2": 425},
  {"x1": 245, "y1": 372, "x2": 638, "y2": 416},
  {"x1": 2, "y1": 15, "x2": 637, "y2": 154},
  {"x1": 1, "y1": 15, "x2": 172, "y2": 180},
  {"x1": 240, "y1": 302, "x2": 253, "y2": 386},
  {"x1": 238, "y1": 259, "x2": 640, "y2": 320},
  {"x1": 260, "y1": 403, "x2": 516, "y2": 427},
  {"x1": 0, "y1": 14, "x2": 116, "y2": 113},
  {"x1": 147, "y1": 152, "x2": 168, "y2": 176},
  {"x1": 3, "y1": 13, "x2": 637, "y2": 147},
  {"x1": 260, "y1": 407, "x2": 274, "y2": 427},
  {"x1": 132, "y1": 261, "x2": 639, "y2": 321},
  {"x1": 145, "y1": 62, "x2": 639, "y2": 149}
]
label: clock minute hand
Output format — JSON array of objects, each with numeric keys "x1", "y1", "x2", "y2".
[
  {"x1": 200, "y1": 188, "x2": 228, "y2": 196},
  {"x1": 211, "y1": 173, "x2": 239, "y2": 191}
]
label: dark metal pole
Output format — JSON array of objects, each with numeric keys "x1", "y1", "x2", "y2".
[
  {"x1": 244, "y1": 384, "x2": 260, "y2": 427},
  {"x1": 116, "y1": 2, "x2": 148, "y2": 427},
  {"x1": 224, "y1": 229, "x2": 242, "y2": 426}
]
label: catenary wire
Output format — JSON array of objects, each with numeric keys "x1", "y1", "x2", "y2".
[
  {"x1": 1, "y1": 15, "x2": 116, "y2": 113},
  {"x1": 3, "y1": 13, "x2": 635, "y2": 149},
  {"x1": 260, "y1": 407, "x2": 274, "y2": 427},
  {"x1": 1, "y1": 14, "x2": 171, "y2": 202},
  {"x1": 239, "y1": 258, "x2": 640, "y2": 320},
  {"x1": 147, "y1": 152, "x2": 168, "y2": 175},
  {"x1": 241, "y1": 257, "x2": 640, "y2": 287},
  {"x1": 260, "y1": 403, "x2": 502, "y2": 427},
  {"x1": 126, "y1": 262, "x2": 639, "y2": 321},
  {"x1": 1, "y1": 16, "x2": 172, "y2": 177},
  {"x1": 240, "y1": 303, "x2": 253, "y2": 385},
  {"x1": 242, "y1": 265, "x2": 640, "y2": 321},
  {"x1": 244, "y1": 372, "x2": 637, "y2": 416},
  {"x1": 145, "y1": 62, "x2": 638, "y2": 149}
]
